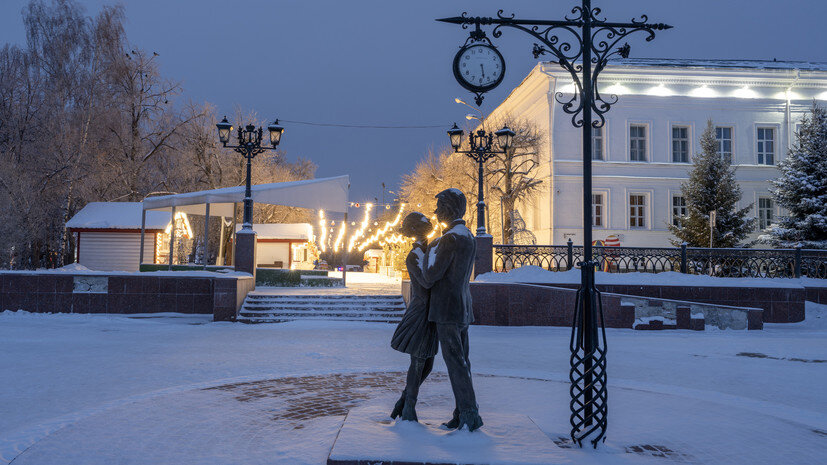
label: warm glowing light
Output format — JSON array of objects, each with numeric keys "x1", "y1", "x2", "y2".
[
  {"x1": 647, "y1": 84, "x2": 673, "y2": 97},
  {"x1": 356, "y1": 204, "x2": 407, "y2": 251},
  {"x1": 318, "y1": 210, "x2": 327, "y2": 253},
  {"x1": 347, "y1": 203, "x2": 373, "y2": 253},
  {"x1": 689, "y1": 85, "x2": 717, "y2": 98},
  {"x1": 164, "y1": 212, "x2": 193, "y2": 237},
  {"x1": 733, "y1": 86, "x2": 758, "y2": 99},
  {"x1": 333, "y1": 221, "x2": 346, "y2": 253},
  {"x1": 426, "y1": 215, "x2": 447, "y2": 240},
  {"x1": 603, "y1": 83, "x2": 629, "y2": 96}
]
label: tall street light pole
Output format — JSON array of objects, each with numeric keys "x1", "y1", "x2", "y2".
[
  {"x1": 439, "y1": 1, "x2": 671, "y2": 447},
  {"x1": 216, "y1": 117, "x2": 284, "y2": 229},
  {"x1": 447, "y1": 123, "x2": 515, "y2": 235}
]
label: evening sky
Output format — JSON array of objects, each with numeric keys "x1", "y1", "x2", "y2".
[{"x1": 1, "y1": 0, "x2": 826, "y2": 208}]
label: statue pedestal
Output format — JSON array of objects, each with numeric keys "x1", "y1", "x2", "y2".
[
  {"x1": 327, "y1": 403, "x2": 567, "y2": 465},
  {"x1": 234, "y1": 229, "x2": 257, "y2": 281}
]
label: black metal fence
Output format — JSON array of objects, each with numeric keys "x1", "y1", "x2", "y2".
[{"x1": 493, "y1": 239, "x2": 827, "y2": 279}]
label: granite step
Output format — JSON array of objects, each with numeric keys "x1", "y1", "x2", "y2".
[{"x1": 237, "y1": 293, "x2": 407, "y2": 324}]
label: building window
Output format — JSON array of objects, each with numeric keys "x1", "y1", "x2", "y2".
[
  {"x1": 672, "y1": 195, "x2": 687, "y2": 227},
  {"x1": 592, "y1": 126, "x2": 604, "y2": 160},
  {"x1": 757, "y1": 127, "x2": 775, "y2": 165},
  {"x1": 671, "y1": 126, "x2": 689, "y2": 163},
  {"x1": 758, "y1": 198, "x2": 774, "y2": 230},
  {"x1": 629, "y1": 194, "x2": 646, "y2": 228},
  {"x1": 629, "y1": 124, "x2": 647, "y2": 161},
  {"x1": 592, "y1": 193, "x2": 604, "y2": 227},
  {"x1": 715, "y1": 126, "x2": 733, "y2": 164}
]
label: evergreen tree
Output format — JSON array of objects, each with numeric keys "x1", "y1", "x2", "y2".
[
  {"x1": 669, "y1": 120, "x2": 755, "y2": 247},
  {"x1": 766, "y1": 102, "x2": 827, "y2": 248}
]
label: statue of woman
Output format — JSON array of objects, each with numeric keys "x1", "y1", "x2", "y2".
[{"x1": 390, "y1": 212, "x2": 438, "y2": 422}]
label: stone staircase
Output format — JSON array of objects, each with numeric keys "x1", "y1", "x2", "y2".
[{"x1": 237, "y1": 293, "x2": 406, "y2": 323}]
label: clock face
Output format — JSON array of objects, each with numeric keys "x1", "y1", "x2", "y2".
[{"x1": 453, "y1": 44, "x2": 505, "y2": 93}]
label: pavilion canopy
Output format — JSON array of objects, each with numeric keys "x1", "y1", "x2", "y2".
[{"x1": 141, "y1": 175, "x2": 350, "y2": 217}]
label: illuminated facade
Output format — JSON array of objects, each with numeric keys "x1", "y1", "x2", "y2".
[{"x1": 486, "y1": 59, "x2": 827, "y2": 246}]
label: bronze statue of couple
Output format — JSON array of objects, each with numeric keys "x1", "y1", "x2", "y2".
[{"x1": 389, "y1": 188, "x2": 483, "y2": 432}]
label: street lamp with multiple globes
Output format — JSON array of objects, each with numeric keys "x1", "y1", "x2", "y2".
[
  {"x1": 447, "y1": 121, "x2": 515, "y2": 235},
  {"x1": 215, "y1": 116, "x2": 284, "y2": 229}
]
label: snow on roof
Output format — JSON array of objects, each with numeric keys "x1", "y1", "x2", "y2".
[
  {"x1": 614, "y1": 58, "x2": 827, "y2": 72},
  {"x1": 142, "y1": 175, "x2": 350, "y2": 213},
  {"x1": 541, "y1": 58, "x2": 827, "y2": 73},
  {"x1": 66, "y1": 202, "x2": 171, "y2": 230},
  {"x1": 235, "y1": 223, "x2": 313, "y2": 240}
]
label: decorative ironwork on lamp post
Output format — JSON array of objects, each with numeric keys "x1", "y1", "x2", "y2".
[
  {"x1": 439, "y1": 0, "x2": 671, "y2": 448},
  {"x1": 447, "y1": 122, "x2": 515, "y2": 235},
  {"x1": 216, "y1": 116, "x2": 284, "y2": 229}
]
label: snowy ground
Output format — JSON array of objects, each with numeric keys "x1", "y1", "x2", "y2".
[{"x1": 1, "y1": 303, "x2": 825, "y2": 464}]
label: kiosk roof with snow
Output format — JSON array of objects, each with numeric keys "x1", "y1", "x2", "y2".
[
  {"x1": 67, "y1": 202, "x2": 170, "y2": 231},
  {"x1": 141, "y1": 175, "x2": 350, "y2": 215}
]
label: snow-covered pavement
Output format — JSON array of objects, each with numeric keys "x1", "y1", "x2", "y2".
[{"x1": 1, "y1": 304, "x2": 825, "y2": 464}]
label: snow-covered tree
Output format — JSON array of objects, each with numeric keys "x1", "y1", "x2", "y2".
[
  {"x1": 765, "y1": 102, "x2": 827, "y2": 248},
  {"x1": 668, "y1": 120, "x2": 755, "y2": 247}
]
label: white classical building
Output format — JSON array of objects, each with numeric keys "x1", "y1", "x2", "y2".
[{"x1": 485, "y1": 58, "x2": 827, "y2": 247}]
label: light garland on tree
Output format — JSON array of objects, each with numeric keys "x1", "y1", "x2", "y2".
[
  {"x1": 356, "y1": 203, "x2": 406, "y2": 251},
  {"x1": 347, "y1": 203, "x2": 373, "y2": 252},
  {"x1": 318, "y1": 210, "x2": 327, "y2": 253},
  {"x1": 316, "y1": 204, "x2": 447, "y2": 255},
  {"x1": 332, "y1": 220, "x2": 347, "y2": 253}
]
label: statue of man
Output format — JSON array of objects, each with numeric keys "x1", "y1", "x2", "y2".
[{"x1": 422, "y1": 188, "x2": 483, "y2": 431}]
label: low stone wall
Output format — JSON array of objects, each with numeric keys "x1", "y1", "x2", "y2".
[
  {"x1": 469, "y1": 282, "x2": 634, "y2": 328},
  {"x1": 804, "y1": 282, "x2": 827, "y2": 305},
  {"x1": 522, "y1": 282, "x2": 803, "y2": 323},
  {"x1": 469, "y1": 282, "x2": 762, "y2": 330},
  {"x1": 0, "y1": 271, "x2": 253, "y2": 322}
]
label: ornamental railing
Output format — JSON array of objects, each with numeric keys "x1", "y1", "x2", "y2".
[{"x1": 493, "y1": 240, "x2": 827, "y2": 279}]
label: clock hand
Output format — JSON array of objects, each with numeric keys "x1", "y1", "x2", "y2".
[{"x1": 480, "y1": 63, "x2": 485, "y2": 77}]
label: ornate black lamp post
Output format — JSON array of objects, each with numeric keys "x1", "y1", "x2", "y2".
[
  {"x1": 447, "y1": 122, "x2": 515, "y2": 235},
  {"x1": 216, "y1": 117, "x2": 284, "y2": 229},
  {"x1": 439, "y1": 0, "x2": 671, "y2": 447}
]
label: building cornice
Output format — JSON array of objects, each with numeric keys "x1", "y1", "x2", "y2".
[{"x1": 540, "y1": 62, "x2": 827, "y2": 89}]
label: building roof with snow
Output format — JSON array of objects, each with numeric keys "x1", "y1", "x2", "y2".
[
  {"x1": 235, "y1": 223, "x2": 313, "y2": 240},
  {"x1": 613, "y1": 58, "x2": 827, "y2": 72},
  {"x1": 66, "y1": 202, "x2": 171, "y2": 231}
]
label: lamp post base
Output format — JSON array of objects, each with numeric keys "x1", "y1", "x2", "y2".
[
  {"x1": 473, "y1": 234, "x2": 493, "y2": 278},
  {"x1": 234, "y1": 229, "x2": 257, "y2": 281}
]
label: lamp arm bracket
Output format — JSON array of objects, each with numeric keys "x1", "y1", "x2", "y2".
[{"x1": 456, "y1": 13, "x2": 669, "y2": 129}]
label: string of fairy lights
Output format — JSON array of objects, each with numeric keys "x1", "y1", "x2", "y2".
[{"x1": 315, "y1": 203, "x2": 444, "y2": 255}]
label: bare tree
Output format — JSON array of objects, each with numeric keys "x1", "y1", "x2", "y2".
[
  {"x1": 400, "y1": 119, "x2": 544, "y2": 244},
  {"x1": 21, "y1": 1, "x2": 130, "y2": 265},
  {"x1": 485, "y1": 118, "x2": 544, "y2": 244},
  {"x1": 101, "y1": 47, "x2": 200, "y2": 201},
  {"x1": 400, "y1": 148, "x2": 477, "y2": 224},
  {"x1": 0, "y1": 1, "x2": 316, "y2": 268}
]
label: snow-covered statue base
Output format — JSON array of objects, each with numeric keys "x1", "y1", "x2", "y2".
[{"x1": 327, "y1": 402, "x2": 568, "y2": 465}]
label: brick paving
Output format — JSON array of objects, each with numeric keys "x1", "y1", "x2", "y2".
[{"x1": 8, "y1": 372, "x2": 826, "y2": 465}]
